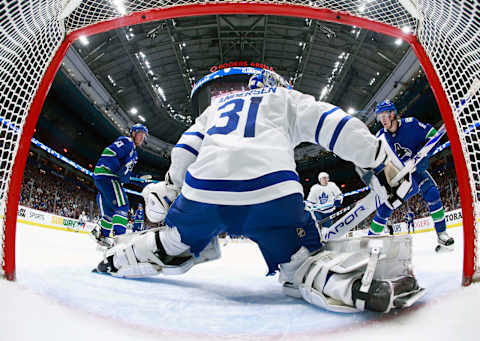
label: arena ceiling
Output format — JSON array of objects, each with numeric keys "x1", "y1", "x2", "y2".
[{"x1": 64, "y1": 14, "x2": 411, "y2": 144}]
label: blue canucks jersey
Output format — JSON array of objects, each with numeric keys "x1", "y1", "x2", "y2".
[
  {"x1": 376, "y1": 117, "x2": 436, "y2": 164},
  {"x1": 406, "y1": 211, "x2": 414, "y2": 223},
  {"x1": 134, "y1": 209, "x2": 144, "y2": 223},
  {"x1": 94, "y1": 136, "x2": 138, "y2": 183}
]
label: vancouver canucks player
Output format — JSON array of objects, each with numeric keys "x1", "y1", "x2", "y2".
[
  {"x1": 90, "y1": 123, "x2": 148, "y2": 247},
  {"x1": 406, "y1": 208, "x2": 415, "y2": 234},
  {"x1": 132, "y1": 203, "x2": 145, "y2": 232},
  {"x1": 370, "y1": 100, "x2": 454, "y2": 251},
  {"x1": 306, "y1": 172, "x2": 342, "y2": 227},
  {"x1": 95, "y1": 69, "x2": 424, "y2": 313}
]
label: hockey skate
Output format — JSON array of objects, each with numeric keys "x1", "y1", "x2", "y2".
[
  {"x1": 90, "y1": 224, "x2": 114, "y2": 249},
  {"x1": 435, "y1": 231, "x2": 454, "y2": 253}
]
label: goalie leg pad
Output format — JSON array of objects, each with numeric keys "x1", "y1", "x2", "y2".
[
  {"x1": 97, "y1": 227, "x2": 222, "y2": 278},
  {"x1": 96, "y1": 229, "x2": 194, "y2": 278},
  {"x1": 291, "y1": 235, "x2": 424, "y2": 313}
]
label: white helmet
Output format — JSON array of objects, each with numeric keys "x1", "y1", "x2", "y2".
[{"x1": 318, "y1": 172, "x2": 329, "y2": 183}]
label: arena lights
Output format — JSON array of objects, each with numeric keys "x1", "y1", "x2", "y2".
[
  {"x1": 112, "y1": 0, "x2": 127, "y2": 15},
  {"x1": 156, "y1": 86, "x2": 166, "y2": 101},
  {"x1": 129, "y1": 107, "x2": 138, "y2": 115},
  {"x1": 78, "y1": 35, "x2": 89, "y2": 46},
  {"x1": 138, "y1": 115, "x2": 146, "y2": 122}
]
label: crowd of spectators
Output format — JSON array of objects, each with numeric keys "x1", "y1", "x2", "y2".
[
  {"x1": 19, "y1": 147, "x2": 462, "y2": 235},
  {"x1": 349, "y1": 162, "x2": 461, "y2": 231},
  {"x1": 19, "y1": 156, "x2": 98, "y2": 219}
]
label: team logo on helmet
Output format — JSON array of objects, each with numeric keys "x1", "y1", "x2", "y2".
[
  {"x1": 248, "y1": 69, "x2": 292, "y2": 90},
  {"x1": 375, "y1": 100, "x2": 397, "y2": 115},
  {"x1": 130, "y1": 123, "x2": 149, "y2": 137}
]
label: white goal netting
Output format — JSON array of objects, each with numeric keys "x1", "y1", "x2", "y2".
[{"x1": 1, "y1": 0, "x2": 479, "y2": 283}]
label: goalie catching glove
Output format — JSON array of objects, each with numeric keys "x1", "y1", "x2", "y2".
[{"x1": 141, "y1": 172, "x2": 180, "y2": 223}]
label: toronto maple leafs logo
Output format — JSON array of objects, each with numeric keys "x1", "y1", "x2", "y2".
[
  {"x1": 394, "y1": 143, "x2": 412, "y2": 159},
  {"x1": 319, "y1": 192, "x2": 328, "y2": 204}
]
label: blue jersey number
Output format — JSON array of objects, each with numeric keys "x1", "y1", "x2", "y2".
[{"x1": 207, "y1": 97, "x2": 263, "y2": 137}]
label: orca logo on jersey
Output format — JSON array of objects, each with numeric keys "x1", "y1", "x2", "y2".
[
  {"x1": 394, "y1": 142, "x2": 412, "y2": 160},
  {"x1": 325, "y1": 205, "x2": 367, "y2": 240}
]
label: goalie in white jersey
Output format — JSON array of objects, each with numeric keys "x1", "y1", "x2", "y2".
[{"x1": 96, "y1": 69, "x2": 424, "y2": 313}]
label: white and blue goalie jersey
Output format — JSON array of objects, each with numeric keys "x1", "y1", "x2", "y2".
[{"x1": 170, "y1": 87, "x2": 380, "y2": 205}]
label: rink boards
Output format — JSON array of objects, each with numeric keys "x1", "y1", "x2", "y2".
[{"x1": 15, "y1": 204, "x2": 464, "y2": 238}]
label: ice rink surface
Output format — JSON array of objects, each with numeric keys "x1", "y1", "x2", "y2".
[{"x1": 3, "y1": 223, "x2": 480, "y2": 340}]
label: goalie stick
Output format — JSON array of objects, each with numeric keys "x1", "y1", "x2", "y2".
[
  {"x1": 321, "y1": 191, "x2": 383, "y2": 241},
  {"x1": 314, "y1": 203, "x2": 357, "y2": 226}
]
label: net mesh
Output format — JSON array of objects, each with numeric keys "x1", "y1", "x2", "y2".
[{"x1": 0, "y1": 0, "x2": 479, "y2": 280}]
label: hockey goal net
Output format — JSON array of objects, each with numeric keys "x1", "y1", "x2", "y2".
[{"x1": 0, "y1": 0, "x2": 479, "y2": 284}]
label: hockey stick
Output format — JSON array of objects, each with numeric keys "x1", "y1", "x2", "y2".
[
  {"x1": 304, "y1": 201, "x2": 335, "y2": 213},
  {"x1": 322, "y1": 191, "x2": 383, "y2": 241},
  {"x1": 389, "y1": 77, "x2": 480, "y2": 187},
  {"x1": 388, "y1": 123, "x2": 446, "y2": 186},
  {"x1": 314, "y1": 203, "x2": 357, "y2": 226}
]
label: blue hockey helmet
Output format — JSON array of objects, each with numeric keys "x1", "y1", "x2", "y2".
[
  {"x1": 130, "y1": 123, "x2": 149, "y2": 137},
  {"x1": 375, "y1": 100, "x2": 397, "y2": 115},
  {"x1": 248, "y1": 69, "x2": 292, "y2": 90},
  {"x1": 138, "y1": 203, "x2": 143, "y2": 209}
]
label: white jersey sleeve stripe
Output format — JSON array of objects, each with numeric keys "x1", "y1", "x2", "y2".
[
  {"x1": 315, "y1": 106, "x2": 340, "y2": 144},
  {"x1": 182, "y1": 131, "x2": 205, "y2": 140},
  {"x1": 174, "y1": 144, "x2": 199, "y2": 157},
  {"x1": 329, "y1": 115, "x2": 353, "y2": 151},
  {"x1": 185, "y1": 170, "x2": 299, "y2": 192}
]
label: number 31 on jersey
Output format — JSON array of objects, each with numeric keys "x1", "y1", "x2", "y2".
[{"x1": 207, "y1": 97, "x2": 263, "y2": 138}]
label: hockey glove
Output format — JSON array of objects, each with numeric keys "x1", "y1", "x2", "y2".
[{"x1": 141, "y1": 177, "x2": 180, "y2": 223}]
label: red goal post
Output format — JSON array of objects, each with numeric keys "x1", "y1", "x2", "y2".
[{"x1": 1, "y1": 1, "x2": 478, "y2": 285}]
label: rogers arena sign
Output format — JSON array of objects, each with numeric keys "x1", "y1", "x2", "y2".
[{"x1": 209, "y1": 61, "x2": 274, "y2": 73}]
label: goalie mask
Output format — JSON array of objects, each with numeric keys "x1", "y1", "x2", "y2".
[
  {"x1": 190, "y1": 67, "x2": 291, "y2": 116},
  {"x1": 248, "y1": 69, "x2": 292, "y2": 90}
]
